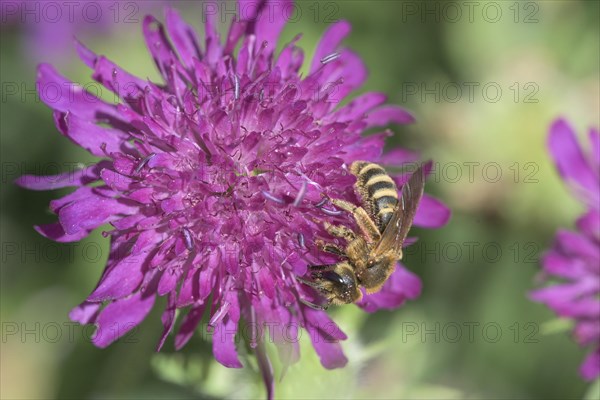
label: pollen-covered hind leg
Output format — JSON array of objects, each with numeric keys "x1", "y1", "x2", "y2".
[
  {"x1": 322, "y1": 221, "x2": 356, "y2": 241},
  {"x1": 315, "y1": 239, "x2": 346, "y2": 257},
  {"x1": 327, "y1": 198, "x2": 357, "y2": 213},
  {"x1": 328, "y1": 198, "x2": 381, "y2": 243}
]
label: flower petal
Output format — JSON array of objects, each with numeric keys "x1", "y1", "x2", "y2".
[
  {"x1": 548, "y1": 118, "x2": 599, "y2": 204},
  {"x1": 34, "y1": 223, "x2": 91, "y2": 243},
  {"x1": 329, "y1": 92, "x2": 387, "y2": 122},
  {"x1": 157, "y1": 292, "x2": 177, "y2": 351},
  {"x1": 255, "y1": 341, "x2": 275, "y2": 400},
  {"x1": 165, "y1": 7, "x2": 202, "y2": 68},
  {"x1": 76, "y1": 40, "x2": 147, "y2": 107},
  {"x1": 303, "y1": 307, "x2": 348, "y2": 369},
  {"x1": 342, "y1": 133, "x2": 386, "y2": 162},
  {"x1": 332, "y1": 49, "x2": 368, "y2": 102},
  {"x1": 15, "y1": 162, "x2": 105, "y2": 190},
  {"x1": 357, "y1": 264, "x2": 422, "y2": 312},
  {"x1": 143, "y1": 15, "x2": 185, "y2": 85},
  {"x1": 69, "y1": 301, "x2": 101, "y2": 325},
  {"x1": 541, "y1": 249, "x2": 587, "y2": 279},
  {"x1": 54, "y1": 111, "x2": 130, "y2": 157},
  {"x1": 574, "y1": 320, "x2": 600, "y2": 345},
  {"x1": 212, "y1": 291, "x2": 242, "y2": 368},
  {"x1": 590, "y1": 128, "x2": 600, "y2": 168},
  {"x1": 556, "y1": 229, "x2": 600, "y2": 263},
  {"x1": 577, "y1": 210, "x2": 600, "y2": 242},
  {"x1": 86, "y1": 255, "x2": 146, "y2": 302},
  {"x1": 92, "y1": 291, "x2": 155, "y2": 348},
  {"x1": 530, "y1": 279, "x2": 599, "y2": 313},
  {"x1": 58, "y1": 194, "x2": 136, "y2": 235},
  {"x1": 275, "y1": 34, "x2": 304, "y2": 79},
  {"x1": 49, "y1": 186, "x2": 96, "y2": 213},
  {"x1": 580, "y1": 348, "x2": 600, "y2": 381},
  {"x1": 174, "y1": 303, "x2": 206, "y2": 350},
  {"x1": 203, "y1": 3, "x2": 222, "y2": 65},
  {"x1": 559, "y1": 298, "x2": 600, "y2": 318},
  {"x1": 413, "y1": 194, "x2": 451, "y2": 228},
  {"x1": 365, "y1": 105, "x2": 416, "y2": 127},
  {"x1": 37, "y1": 64, "x2": 126, "y2": 124},
  {"x1": 310, "y1": 20, "x2": 351, "y2": 73},
  {"x1": 252, "y1": 0, "x2": 292, "y2": 57}
]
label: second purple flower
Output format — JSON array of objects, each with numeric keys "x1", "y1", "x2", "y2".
[{"x1": 531, "y1": 118, "x2": 600, "y2": 381}]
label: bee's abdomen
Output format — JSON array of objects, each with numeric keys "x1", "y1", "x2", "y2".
[{"x1": 350, "y1": 161, "x2": 398, "y2": 230}]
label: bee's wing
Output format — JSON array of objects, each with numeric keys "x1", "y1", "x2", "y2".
[{"x1": 373, "y1": 166, "x2": 425, "y2": 258}]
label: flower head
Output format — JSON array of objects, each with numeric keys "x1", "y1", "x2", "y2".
[
  {"x1": 531, "y1": 118, "x2": 600, "y2": 381},
  {"x1": 17, "y1": 1, "x2": 449, "y2": 395}
]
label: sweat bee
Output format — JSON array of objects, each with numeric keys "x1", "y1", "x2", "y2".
[{"x1": 300, "y1": 161, "x2": 425, "y2": 309}]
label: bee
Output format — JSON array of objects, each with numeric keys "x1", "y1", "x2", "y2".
[{"x1": 299, "y1": 162, "x2": 425, "y2": 309}]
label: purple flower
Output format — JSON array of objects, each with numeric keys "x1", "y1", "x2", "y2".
[
  {"x1": 531, "y1": 118, "x2": 600, "y2": 381},
  {"x1": 17, "y1": 1, "x2": 450, "y2": 395}
]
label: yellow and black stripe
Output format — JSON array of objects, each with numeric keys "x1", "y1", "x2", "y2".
[{"x1": 350, "y1": 161, "x2": 399, "y2": 230}]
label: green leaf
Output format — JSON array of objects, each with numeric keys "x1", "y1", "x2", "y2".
[{"x1": 540, "y1": 318, "x2": 574, "y2": 335}]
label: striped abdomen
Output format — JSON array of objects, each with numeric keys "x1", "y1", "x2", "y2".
[{"x1": 350, "y1": 161, "x2": 398, "y2": 231}]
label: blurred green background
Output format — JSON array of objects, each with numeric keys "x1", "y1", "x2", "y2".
[{"x1": 1, "y1": 1, "x2": 599, "y2": 399}]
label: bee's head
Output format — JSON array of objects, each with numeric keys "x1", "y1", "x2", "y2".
[{"x1": 312, "y1": 263, "x2": 362, "y2": 305}]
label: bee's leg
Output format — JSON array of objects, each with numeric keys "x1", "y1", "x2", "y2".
[
  {"x1": 322, "y1": 222, "x2": 356, "y2": 241},
  {"x1": 297, "y1": 276, "x2": 332, "y2": 310},
  {"x1": 299, "y1": 298, "x2": 330, "y2": 310},
  {"x1": 315, "y1": 239, "x2": 346, "y2": 257},
  {"x1": 307, "y1": 263, "x2": 336, "y2": 273},
  {"x1": 296, "y1": 275, "x2": 320, "y2": 287},
  {"x1": 328, "y1": 198, "x2": 381, "y2": 242},
  {"x1": 326, "y1": 198, "x2": 357, "y2": 213}
]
